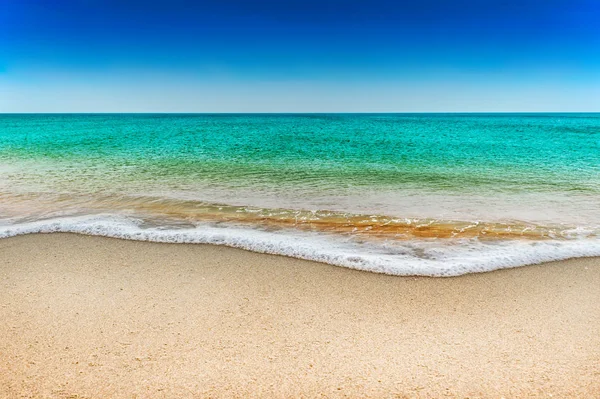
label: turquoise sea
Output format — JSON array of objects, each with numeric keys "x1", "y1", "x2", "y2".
[{"x1": 1, "y1": 113, "x2": 599, "y2": 275}]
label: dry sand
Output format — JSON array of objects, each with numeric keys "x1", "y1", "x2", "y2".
[{"x1": 1, "y1": 233, "x2": 599, "y2": 398}]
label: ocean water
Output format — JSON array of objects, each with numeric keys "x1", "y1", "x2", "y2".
[{"x1": 1, "y1": 113, "x2": 599, "y2": 276}]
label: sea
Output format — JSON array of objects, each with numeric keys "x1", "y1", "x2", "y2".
[{"x1": 1, "y1": 113, "x2": 599, "y2": 276}]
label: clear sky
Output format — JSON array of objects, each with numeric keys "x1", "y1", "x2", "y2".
[{"x1": 1, "y1": 0, "x2": 599, "y2": 112}]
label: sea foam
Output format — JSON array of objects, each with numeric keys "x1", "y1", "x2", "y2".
[{"x1": 2, "y1": 215, "x2": 600, "y2": 277}]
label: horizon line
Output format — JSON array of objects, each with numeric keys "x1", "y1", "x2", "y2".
[{"x1": 2, "y1": 111, "x2": 600, "y2": 115}]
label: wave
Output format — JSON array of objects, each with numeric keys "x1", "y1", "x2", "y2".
[
  {"x1": 2, "y1": 214, "x2": 600, "y2": 276},
  {"x1": 2, "y1": 193, "x2": 597, "y2": 240}
]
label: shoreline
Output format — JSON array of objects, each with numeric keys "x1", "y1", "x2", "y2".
[
  {"x1": 1, "y1": 233, "x2": 600, "y2": 397},
  {"x1": 3, "y1": 218, "x2": 600, "y2": 276}
]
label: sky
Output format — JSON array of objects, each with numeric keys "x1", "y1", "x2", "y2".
[{"x1": 1, "y1": 0, "x2": 599, "y2": 112}]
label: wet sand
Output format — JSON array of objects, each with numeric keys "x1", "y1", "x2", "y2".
[{"x1": 1, "y1": 233, "x2": 599, "y2": 398}]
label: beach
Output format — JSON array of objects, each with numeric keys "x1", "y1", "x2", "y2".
[
  {"x1": 4, "y1": 0, "x2": 600, "y2": 395},
  {"x1": 1, "y1": 233, "x2": 599, "y2": 398}
]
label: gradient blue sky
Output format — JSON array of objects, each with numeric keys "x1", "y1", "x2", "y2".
[{"x1": 1, "y1": 0, "x2": 599, "y2": 112}]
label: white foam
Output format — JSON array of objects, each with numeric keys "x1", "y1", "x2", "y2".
[{"x1": 1, "y1": 214, "x2": 600, "y2": 277}]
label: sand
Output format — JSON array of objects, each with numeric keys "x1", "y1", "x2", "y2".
[{"x1": 1, "y1": 233, "x2": 599, "y2": 398}]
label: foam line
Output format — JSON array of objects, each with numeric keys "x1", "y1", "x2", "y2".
[{"x1": 2, "y1": 215, "x2": 600, "y2": 277}]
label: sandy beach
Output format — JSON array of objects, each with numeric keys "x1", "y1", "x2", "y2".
[{"x1": 1, "y1": 233, "x2": 599, "y2": 398}]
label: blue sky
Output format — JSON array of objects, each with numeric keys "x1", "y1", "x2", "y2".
[{"x1": 1, "y1": 0, "x2": 599, "y2": 112}]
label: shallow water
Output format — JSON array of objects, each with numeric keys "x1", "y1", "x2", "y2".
[{"x1": 1, "y1": 113, "x2": 599, "y2": 275}]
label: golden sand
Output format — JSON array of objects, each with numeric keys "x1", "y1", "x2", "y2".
[{"x1": 1, "y1": 233, "x2": 599, "y2": 398}]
